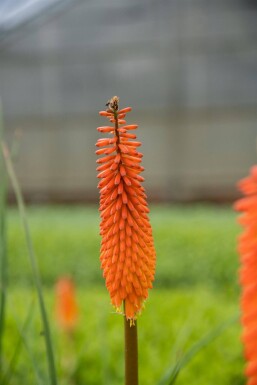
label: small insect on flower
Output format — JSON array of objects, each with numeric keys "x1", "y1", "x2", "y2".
[{"x1": 96, "y1": 96, "x2": 156, "y2": 321}]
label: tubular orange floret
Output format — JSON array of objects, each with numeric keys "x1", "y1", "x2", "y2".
[
  {"x1": 96, "y1": 96, "x2": 156, "y2": 321},
  {"x1": 235, "y1": 165, "x2": 257, "y2": 385},
  {"x1": 118, "y1": 107, "x2": 132, "y2": 114}
]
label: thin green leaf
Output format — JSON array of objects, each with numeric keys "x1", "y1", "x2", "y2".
[
  {"x1": 157, "y1": 313, "x2": 239, "y2": 385},
  {"x1": 1, "y1": 141, "x2": 58, "y2": 385},
  {"x1": 1, "y1": 299, "x2": 42, "y2": 385},
  {"x1": 0, "y1": 101, "x2": 7, "y2": 370}
]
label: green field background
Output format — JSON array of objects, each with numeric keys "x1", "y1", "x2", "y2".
[{"x1": 3, "y1": 204, "x2": 244, "y2": 385}]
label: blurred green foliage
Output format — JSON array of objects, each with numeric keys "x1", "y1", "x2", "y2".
[
  {"x1": 4, "y1": 287, "x2": 243, "y2": 385},
  {"x1": 3, "y1": 204, "x2": 244, "y2": 385},
  {"x1": 7, "y1": 204, "x2": 240, "y2": 291}
]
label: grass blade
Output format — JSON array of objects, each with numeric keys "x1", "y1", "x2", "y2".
[
  {"x1": 157, "y1": 313, "x2": 239, "y2": 385},
  {"x1": 0, "y1": 299, "x2": 42, "y2": 385},
  {"x1": 0, "y1": 101, "x2": 7, "y2": 370},
  {"x1": 0, "y1": 141, "x2": 58, "y2": 385}
]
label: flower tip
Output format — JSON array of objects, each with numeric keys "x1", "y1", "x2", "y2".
[{"x1": 106, "y1": 96, "x2": 119, "y2": 112}]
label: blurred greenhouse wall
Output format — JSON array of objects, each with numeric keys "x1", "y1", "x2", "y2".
[{"x1": 0, "y1": 0, "x2": 257, "y2": 202}]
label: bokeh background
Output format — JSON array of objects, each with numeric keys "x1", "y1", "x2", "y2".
[
  {"x1": 1, "y1": 0, "x2": 257, "y2": 203},
  {"x1": 1, "y1": 2, "x2": 257, "y2": 384}
]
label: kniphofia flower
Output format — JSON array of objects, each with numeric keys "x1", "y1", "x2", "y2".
[
  {"x1": 96, "y1": 96, "x2": 156, "y2": 321},
  {"x1": 55, "y1": 277, "x2": 78, "y2": 332},
  {"x1": 235, "y1": 165, "x2": 257, "y2": 385}
]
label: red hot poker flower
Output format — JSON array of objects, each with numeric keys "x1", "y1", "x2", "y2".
[
  {"x1": 96, "y1": 96, "x2": 156, "y2": 321},
  {"x1": 235, "y1": 165, "x2": 257, "y2": 385}
]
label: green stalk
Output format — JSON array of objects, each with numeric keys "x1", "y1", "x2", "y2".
[
  {"x1": 124, "y1": 302, "x2": 138, "y2": 385},
  {"x1": 1, "y1": 300, "x2": 40, "y2": 385},
  {"x1": 0, "y1": 141, "x2": 57, "y2": 385},
  {"x1": 0, "y1": 102, "x2": 7, "y2": 370}
]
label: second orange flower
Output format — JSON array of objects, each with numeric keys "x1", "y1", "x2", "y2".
[{"x1": 235, "y1": 165, "x2": 257, "y2": 385}]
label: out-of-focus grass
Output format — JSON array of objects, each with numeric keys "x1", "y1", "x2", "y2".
[
  {"x1": 7, "y1": 204, "x2": 240, "y2": 292},
  {"x1": 4, "y1": 204, "x2": 243, "y2": 384},
  {"x1": 4, "y1": 287, "x2": 243, "y2": 385}
]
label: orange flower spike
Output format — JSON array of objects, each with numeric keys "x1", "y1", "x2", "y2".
[
  {"x1": 55, "y1": 277, "x2": 78, "y2": 332},
  {"x1": 96, "y1": 96, "x2": 156, "y2": 321},
  {"x1": 235, "y1": 166, "x2": 257, "y2": 385}
]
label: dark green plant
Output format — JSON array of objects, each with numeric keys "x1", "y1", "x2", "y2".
[
  {"x1": 1, "y1": 140, "x2": 57, "y2": 385},
  {"x1": 0, "y1": 101, "x2": 7, "y2": 371}
]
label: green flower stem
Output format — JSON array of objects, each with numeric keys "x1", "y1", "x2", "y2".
[{"x1": 124, "y1": 304, "x2": 138, "y2": 385}]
